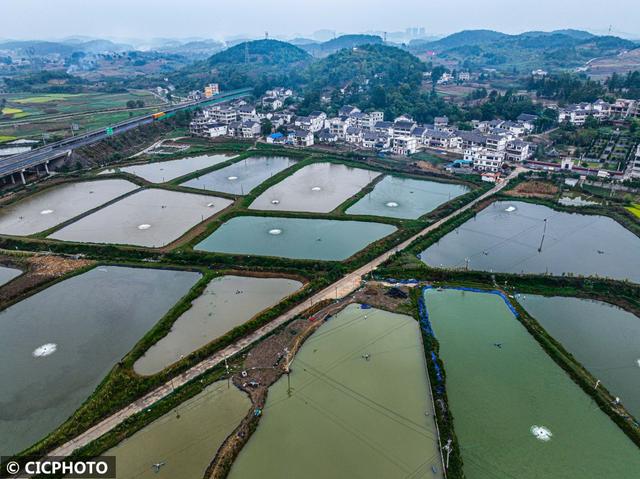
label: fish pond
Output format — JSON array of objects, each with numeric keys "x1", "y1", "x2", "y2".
[
  {"x1": 420, "y1": 201, "x2": 640, "y2": 282},
  {"x1": 0, "y1": 179, "x2": 137, "y2": 236},
  {"x1": 49, "y1": 189, "x2": 233, "y2": 247},
  {"x1": 517, "y1": 294, "x2": 640, "y2": 419},
  {"x1": 424, "y1": 288, "x2": 640, "y2": 479},
  {"x1": 181, "y1": 156, "x2": 297, "y2": 195},
  {"x1": 0, "y1": 266, "x2": 200, "y2": 454},
  {"x1": 0, "y1": 265, "x2": 21, "y2": 286},
  {"x1": 107, "y1": 380, "x2": 250, "y2": 479},
  {"x1": 229, "y1": 304, "x2": 444, "y2": 479},
  {"x1": 346, "y1": 175, "x2": 469, "y2": 219},
  {"x1": 134, "y1": 275, "x2": 303, "y2": 375},
  {"x1": 249, "y1": 162, "x2": 379, "y2": 213},
  {"x1": 101, "y1": 153, "x2": 235, "y2": 183},
  {"x1": 195, "y1": 216, "x2": 396, "y2": 261}
]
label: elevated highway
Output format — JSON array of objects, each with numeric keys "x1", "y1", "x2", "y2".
[{"x1": 0, "y1": 88, "x2": 253, "y2": 183}]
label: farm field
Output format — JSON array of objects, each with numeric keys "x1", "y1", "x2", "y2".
[{"x1": 0, "y1": 90, "x2": 164, "y2": 141}]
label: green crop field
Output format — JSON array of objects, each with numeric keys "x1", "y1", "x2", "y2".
[
  {"x1": 627, "y1": 204, "x2": 640, "y2": 219},
  {"x1": 0, "y1": 90, "x2": 164, "y2": 141}
]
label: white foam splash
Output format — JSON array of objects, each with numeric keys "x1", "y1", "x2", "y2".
[
  {"x1": 207, "y1": 203, "x2": 215, "y2": 207},
  {"x1": 530, "y1": 425, "x2": 552, "y2": 441},
  {"x1": 386, "y1": 201, "x2": 399, "y2": 208},
  {"x1": 636, "y1": 359, "x2": 640, "y2": 368},
  {"x1": 227, "y1": 176, "x2": 239, "y2": 181},
  {"x1": 271, "y1": 199, "x2": 280, "y2": 205},
  {"x1": 505, "y1": 206, "x2": 517, "y2": 212},
  {"x1": 138, "y1": 224, "x2": 151, "y2": 230},
  {"x1": 268, "y1": 229, "x2": 283, "y2": 235},
  {"x1": 33, "y1": 343, "x2": 57, "y2": 358},
  {"x1": 40, "y1": 209, "x2": 54, "y2": 215},
  {"x1": 311, "y1": 186, "x2": 322, "y2": 192}
]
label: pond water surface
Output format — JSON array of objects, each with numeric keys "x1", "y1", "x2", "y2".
[
  {"x1": 420, "y1": 201, "x2": 640, "y2": 282},
  {"x1": 101, "y1": 154, "x2": 235, "y2": 183},
  {"x1": 134, "y1": 275, "x2": 303, "y2": 375},
  {"x1": 0, "y1": 265, "x2": 21, "y2": 286},
  {"x1": 346, "y1": 175, "x2": 469, "y2": 219},
  {"x1": 229, "y1": 304, "x2": 444, "y2": 479},
  {"x1": 0, "y1": 179, "x2": 137, "y2": 236},
  {"x1": 49, "y1": 189, "x2": 233, "y2": 247},
  {"x1": 424, "y1": 288, "x2": 640, "y2": 479},
  {"x1": 0, "y1": 266, "x2": 200, "y2": 454},
  {"x1": 517, "y1": 294, "x2": 640, "y2": 419},
  {"x1": 106, "y1": 380, "x2": 250, "y2": 479},
  {"x1": 181, "y1": 156, "x2": 297, "y2": 195},
  {"x1": 250, "y1": 162, "x2": 379, "y2": 213},
  {"x1": 195, "y1": 216, "x2": 396, "y2": 261}
]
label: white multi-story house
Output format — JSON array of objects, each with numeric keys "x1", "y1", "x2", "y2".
[
  {"x1": 293, "y1": 130, "x2": 314, "y2": 147},
  {"x1": 434, "y1": 116, "x2": 449, "y2": 129},
  {"x1": 392, "y1": 136, "x2": 418, "y2": 156},
  {"x1": 207, "y1": 123, "x2": 228, "y2": 138},
  {"x1": 361, "y1": 131, "x2": 391, "y2": 149},
  {"x1": 262, "y1": 97, "x2": 283, "y2": 111},
  {"x1": 505, "y1": 140, "x2": 531, "y2": 162},
  {"x1": 329, "y1": 118, "x2": 349, "y2": 139},
  {"x1": 211, "y1": 107, "x2": 238, "y2": 124},
  {"x1": 238, "y1": 105, "x2": 258, "y2": 122},
  {"x1": 393, "y1": 120, "x2": 417, "y2": 138},
  {"x1": 295, "y1": 112, "x2": 326, "y2": 132},
  {"x1": 425, "y1": 130, "x2": 460, "y2": 149},
  {"x1": 485, "y1": 134, "x2": 508, "y2": 152},
  {"x1": 240, "y1": 120, "x2": 261, "y2": 138},
  {"x1": 374, "y1": 121, "x2": 394, "y2": 136},
  {"x1": 345, "y1": 126, "x2": 363, "y2": 144},
  {"x1": 631, "y1": 145, "x2": 640, "y2": 179},
  {"x1": 516, "y1": 113, "x2": 538, "y2": 132},
  {"x1": 465, "y1": 148, "x2": 504, "y2": 172}
]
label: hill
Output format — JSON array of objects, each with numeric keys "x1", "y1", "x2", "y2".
[
  {"x1": 172, "y1": 39, "x2": 312, "y2": 92},
  {"x1": 299, "y1": 44, "x2": 435, "y2": 119},
  {"x1": 301, "y1": 34, "x2": 383, "y2": 57},
  {"x1": 409, "y1": 30, "x2": 637, "y2": 73}
]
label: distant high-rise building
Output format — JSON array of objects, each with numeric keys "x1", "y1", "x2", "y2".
[{"x1": 204, "y1": 83, "x2": 220, "y2": 98}]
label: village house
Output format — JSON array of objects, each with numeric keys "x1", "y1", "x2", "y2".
[{"x1": 392, "y1": 136, "x2": 418, "y2": 156}]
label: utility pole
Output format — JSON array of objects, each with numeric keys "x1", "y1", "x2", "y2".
[
  {"x1": 464, "y1": 257, "x2": 470, "y2": 271},
  {"x1": 224, "y1": 356, "x2": 230, "y2": 388}
]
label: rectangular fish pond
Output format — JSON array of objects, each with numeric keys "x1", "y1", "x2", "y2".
[
  {"x1": 0, "y1": 179, "x2": 138, "y2": 236},
  {"x1": 49, "y1": 189, "x2": 233, "y2": 248},
  {"x1": 181, "y1": 156, "x2": 297, "y2": 195},
  {"x1": 0, "y1": 266, "x2": 201, "y2": 455},
  {"x1": 249, "y1": 162, "x2": 380, "y2": 213},
  {"x1": 106, "y1": 380, "x2": 250, "y2": 479},
  {"x1": 228, "y1": 304, "x2": 444, "y2": 479},
  {"x1": 517, "y1": 294, "x2": 640, "y2": 420},
  {"x1": 423, "y1": 288, "x2": 640, "y2": 479},
  {"x1": 194, "y1": 216, "x2": 397, "y2": 261},
  {"x1": 420, "y1": 200, "x2": 640, "y2": 283},
  {"x1": 134, "y1": 275, "x2": 303, "y2": 375},
  {"x1": 0, "y1": 265, "x2": 21, "y2": 286},
  {"x1": 346, "y1": 175, "x2": 470, "y2": 219},
  {"x1": 100, "y1": 153, "x2": 235, "y2": 183}
]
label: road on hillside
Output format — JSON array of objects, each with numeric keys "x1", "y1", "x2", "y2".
[{"x1": 49, "y1": 167, "x2": 523, "y2": 457}]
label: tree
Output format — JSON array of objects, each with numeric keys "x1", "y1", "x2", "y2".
[
  {"x1": 126, "y1": 100, "x2": 136, "y2": 109},
  {"x1": 136, "y1": 100, "x2": 145, "y2": 108},
  {"x1": 261, "y1": 119, "x2": 273, "y2": 136}
]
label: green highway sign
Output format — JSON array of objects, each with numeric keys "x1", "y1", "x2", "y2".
[{"x1": 106, "y1": 127, "x2": 114, "y2": 136}]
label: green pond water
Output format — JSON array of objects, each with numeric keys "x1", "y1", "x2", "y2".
[
  {"x1": 424, "y1": 288, "x2": 640, "y2": 479},
  {"x1": 101, "y1": 153, "x2": 235, "y2": 183},
  {"x1": 181, "y1": 156, "x2": 297, "y2": 195},
  {"x1": 106, "y1": 380, "x2": 250, "y2": 479},
  {"x1": 420, "y1": 201, "x2": 640, "y2": 283},
  {"x1": 517, "y1": 294, "x2": 640, "y2": 420},
  {"x1": 0, "y1": 179, "x2": 138, "y2": 236},
  {"x1": 134, "y1": 275, "x2": 303, "y2": 375},
  {"x1": 229, "y1": 304, "x2": 444, "y2": 479},
  {"x1": 195, "y1": 216, "x2": 397, "y2": 261},
  {"x1": 0, "y1": 265, "x2": 21, "y2": 286},
  {"x1": 0, "y1": 266, "x2": 200, "y2": 454},
  {"x1": 250, "y1": 162, "x2": 380, "y2": 213},
  {"x1": 49, "y1": 189, "x2": 233, "y2": 247},
  {"x1": 346, "y1": 175, "x2": 469, "y2": 219}
]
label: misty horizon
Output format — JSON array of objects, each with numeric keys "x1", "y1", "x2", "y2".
[{"x1": 3, "y1": 0, "x2": 639, "y2": 43}]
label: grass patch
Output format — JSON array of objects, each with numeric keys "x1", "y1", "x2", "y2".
[
  {"x1": 626, "y1": 204, "x2": 640, "y2": 219},
  {"x1": 0, "y1": 135, "x2": 17, "y2": 143}
]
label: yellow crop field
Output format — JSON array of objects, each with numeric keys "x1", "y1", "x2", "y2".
[
  {"x1": 1, "y1": 107, "x2": 24, "y2": 115},
  {"x1": 626, "y1": 204, "x2": 640, "y2": 219}
]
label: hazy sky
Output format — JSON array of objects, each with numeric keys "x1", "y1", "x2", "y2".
[{"x1": 3, "y1": 0, "x2": 639, "y2": 41}]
